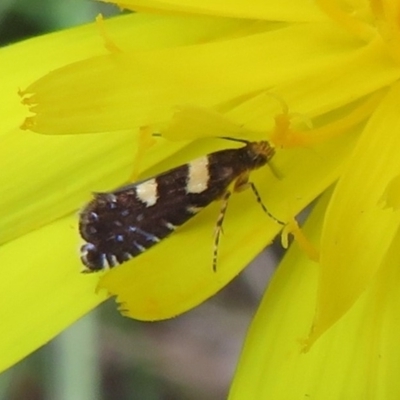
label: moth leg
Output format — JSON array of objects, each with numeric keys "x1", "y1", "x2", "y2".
[
  {"x1": 234, "y1": 174, "x2": 284, "y2": 226},
  {"x1": 213, "y1": 190, "x2": 232, "y2": 272}
]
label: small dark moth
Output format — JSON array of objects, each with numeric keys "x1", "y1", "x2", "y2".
[{"x1": 79, "y1": 139, "x2": 282, "y2": 272}]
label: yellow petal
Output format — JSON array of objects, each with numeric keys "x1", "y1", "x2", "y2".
[
  {"x1": 270, "y1": 39, "x2": 400, "y2": 120},
  {"x1": 98, "y1": 123, "x2": 358, "y2": 320},
  {"x1": 1, "y1": 128, "x2": 141, "y2": 244},
  {"x1": 0, "y1": 215, "x2": 108, "y2": 372},
  {"x1": 23, "y1": 22, "x2": 364, "y2": 134},
  {"x1": 0, "y1": 12, "x2": 190, "y2": 373},
  {"x1": 309, "y1": 81, "x2": 400, "y2": 345},
  {"x1": 230, "y1": 191, "x2": 400, "y2": 399}
]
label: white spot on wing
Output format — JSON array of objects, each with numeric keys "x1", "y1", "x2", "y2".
[
  {"x1": 187, "y1": 206, "x2": 203, "y2": 214},
  {"x1": 187, "y1": 156, "x2": 209, "y2": 194},
  {"x1": 123, "y1": 252, "x2": 134, "y2": 260},
  {"x1": 133, "y1": 241, "x2": 146, "y2": 252},
  {"x1": 165, "y1": 222, "x2": 177, "y2": 230},
  {"x1": 135, "y1": 178, "x2": 158, "y2": 206}
]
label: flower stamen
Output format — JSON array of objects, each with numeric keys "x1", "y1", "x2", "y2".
[
  {"x1": 281, "y1": 218, "x2": 320, "y2": 263},
  {"x1": 273, "y1": 89, "x2": 385, "y2": 148}
]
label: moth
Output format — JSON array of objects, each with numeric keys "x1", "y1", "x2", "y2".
[{"x1": 79, "y1": 139, "x2": 282, "y2": 272}]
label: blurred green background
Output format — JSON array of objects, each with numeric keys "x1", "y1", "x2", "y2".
[{"x1": 0, "y1": 2, "x2": 280, "y2": 398}]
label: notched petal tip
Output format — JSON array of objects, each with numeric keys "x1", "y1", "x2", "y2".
[
  {"x1": 19, "y1": 89, "x2": 40, "y2": 131},
  {"x1": 18, "y1": 87, "x2": 28, "y2": 98},
  {"x1": 300, "y1": 325, "x2": 316, "y2": 353},
  {"x1": 20, "y1": 116, "x2": 36, "y2": 131},
  {"x1": 19, "y1": 86, "x2": 36, "y2": 104}
]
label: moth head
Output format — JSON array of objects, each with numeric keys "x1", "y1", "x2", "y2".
[{"x1": 246, "y1": 141, "x2": 275, "y2": 169}]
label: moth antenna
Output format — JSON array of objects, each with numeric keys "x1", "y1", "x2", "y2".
[{"x1": 218, "y1": 136, "x2": 250, "y2": 144}]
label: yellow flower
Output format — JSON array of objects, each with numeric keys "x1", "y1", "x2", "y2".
[{"x1": 2, "y1": 0, "x2": 400, "y2": 397}]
